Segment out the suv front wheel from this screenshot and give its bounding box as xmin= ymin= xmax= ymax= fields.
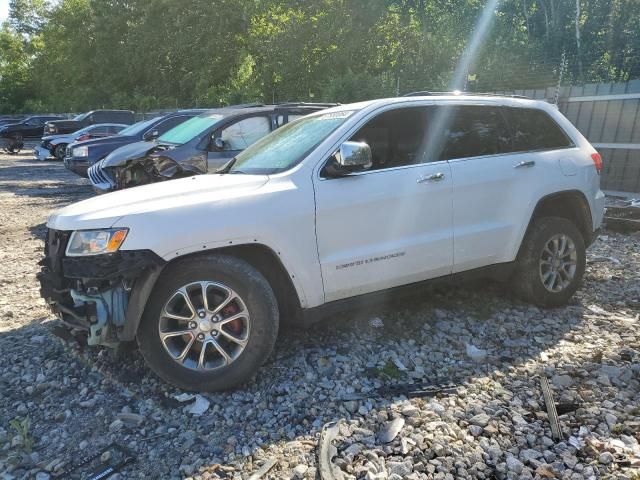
xmin=512 ymin=216 xmax=586 ymax=307
xmin=137 ymin=254 xmax=279 ymax=391
xmin=54 ymin=144 xmax=67 ymax=161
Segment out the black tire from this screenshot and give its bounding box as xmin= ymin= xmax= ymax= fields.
xmin=54 ymin=144 xmax=67 ymax=161
xmin=137 ymin=254 xmax=279 ymax=391
xmin=512 ymin=216 xmax=586 ymax=307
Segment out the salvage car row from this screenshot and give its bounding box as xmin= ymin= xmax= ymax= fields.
xmin=6 ymin=103 xmax=335 ymax=192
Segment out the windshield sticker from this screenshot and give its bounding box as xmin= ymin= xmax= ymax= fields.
xmin=318 ymin=110 xmax=354 ymax=120
xmin=336 ymin=251 xmax=406 ymax=270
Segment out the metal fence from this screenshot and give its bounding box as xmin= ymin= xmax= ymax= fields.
xmin=497 ymin=80 xmax=640 ymax=194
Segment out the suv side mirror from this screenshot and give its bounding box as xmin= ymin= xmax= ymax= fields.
xmin=324 ymin=141 xmax=373 ymax=177
xmin=212 ymin=137 xmax=225 ymax=151
xmin=144 ymin=130 xmax=159 ymax=141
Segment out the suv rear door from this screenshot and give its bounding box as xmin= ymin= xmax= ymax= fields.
xmin=313 ymin=106 xmax=453 ymax=302
xmin=444 ymin=104 xmax=573 ymax=272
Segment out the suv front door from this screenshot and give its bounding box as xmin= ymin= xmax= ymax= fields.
xmin=313 ymin=106 xmax=454 ymax=303
xmin=23 ymin=117 xmax=45 ymax=137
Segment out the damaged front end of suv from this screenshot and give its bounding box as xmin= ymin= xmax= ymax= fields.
xmin=37 ymin=228 xmax=165 ymax=347
xmin=89 ymin=141 xmax=208 ymax=194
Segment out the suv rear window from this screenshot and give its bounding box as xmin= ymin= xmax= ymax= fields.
xmin=436 ymin=106 xmax=511 ymax=161
xmin=505 ymin=108 xmax=573 ymax=152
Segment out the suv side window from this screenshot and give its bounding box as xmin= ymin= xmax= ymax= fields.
xmin=220 ymin=116 xmax=271 ymax=151
xmin=346 ymin=107 xmax=430 ymax=171
xmin=437 ymin=106 xmax=511 ymax=161
xmin=505 ymin=108 xmax=574 ymax=152
xmin=91 ymin=112 xmax=105 ymax=123
xmin=94 ymin=125 xmax=111 ymax=134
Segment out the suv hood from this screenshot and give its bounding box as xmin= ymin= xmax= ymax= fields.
xmin=43 ymin=134 xmax=73 ymax=143
xmin=47 ymin=173 xmax=269 ymax=231
xmin=101 ymin=140 xmax=161 ymax=168
xmin=71 ymin=134 xmax=136 ymax=150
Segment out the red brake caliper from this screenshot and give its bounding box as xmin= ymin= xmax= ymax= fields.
xmin=222 ymin=303 xmax=242 ymax=334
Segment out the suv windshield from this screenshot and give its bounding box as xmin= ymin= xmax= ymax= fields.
xmin=229 ymin=111 xmax=354 ymax=174
xmin=118 ymin=118 xmax=158 ymax=137
xmin=159 ymin=114 xmax=224 ymax=145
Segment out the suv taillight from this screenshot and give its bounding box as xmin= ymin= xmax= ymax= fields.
xmin=591 ymin=152 xmax=602 ymax=174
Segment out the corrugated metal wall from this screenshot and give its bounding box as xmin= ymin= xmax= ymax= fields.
xmin=497 ymin=80 xmax=640 ymax=194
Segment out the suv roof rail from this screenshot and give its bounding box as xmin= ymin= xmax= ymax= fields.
xmin=402 ymin=91 xmax=531 ymax=100
xmin=224 ymin=102 xmax=265 ymax=109
xmin=273 ymin=102 xmax=341 ymax=108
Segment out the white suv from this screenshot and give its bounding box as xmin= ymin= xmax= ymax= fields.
xmin=38 ymin=94 xmax=605 ymax=391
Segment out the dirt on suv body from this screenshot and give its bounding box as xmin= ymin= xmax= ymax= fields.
xmin=38 ymin=95 xmax=605 ymax=391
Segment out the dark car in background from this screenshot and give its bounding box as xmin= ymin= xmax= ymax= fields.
xmin=44 ymin=109 xmax=135 ymax=135
xmin=0 ymin=116 xmax=24 ymax=126
xmin=63 ymin=109 xmax=209 ymax=177
xmin=88 ymin=103 xmax=336 ymax=193
xmin=0 ymin=115 xmax=64 ymax=153
xmin=35 ymin=123 xmax=127 ymax=161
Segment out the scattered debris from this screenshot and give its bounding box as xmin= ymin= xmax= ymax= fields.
xmin=247 ymin=458 xmax=277 ymax=480
xmin=465 ymin=343 xmax=488 ymax=362
xmin=368 ymin=317 xmax=384 ymax=328
xmin=540 ymin=373 xmax=564 ymax=441
xmin=377 ymin=417 xmax=405 ymax=443
xmin=377 ymin=381 xmax=459 ymax=399
xmin=187 ymin=395 xmax=210 ymax=415
xmin=52 ymin=443 xmax=135 ymax=480
xmin=318 ymin=421 xmax=344 ymax=480
xmin=392 ymin=357 xmax=408 ymax=371
xmin=174 ymin=393 xmax=195 ymax=403
xmin=116 ymin=412 xmax=144 ymax=427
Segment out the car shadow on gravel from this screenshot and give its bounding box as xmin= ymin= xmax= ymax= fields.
xmin=0 ymin=278 xmax=595 ymax=478
xmin=0 ymin=154 xmax=92 ymax=200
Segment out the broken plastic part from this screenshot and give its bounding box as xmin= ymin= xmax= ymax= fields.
xmin=247 ymin=458 xmax=277 ymax=480
xmin=52 ymin=443 xmax=135 ymax=480
xmin=70 ymin=285 xmax=128 ymax=347
xmin=540 ymin=372 xmax=564 ymax=441
xmin=318 ymin=421 xmax=345 ymax=480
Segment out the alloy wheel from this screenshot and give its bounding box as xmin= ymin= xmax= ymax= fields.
xmin=539 ymin=234 xmax=578 ymax=293
xmin=158 ymin=281 xmax=250 ymax=370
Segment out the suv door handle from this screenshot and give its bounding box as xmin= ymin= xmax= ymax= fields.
xmin=514 ymin=160 xmax=536 ymax=169
xmin=417 ymin=172 xmax=445 ymax=183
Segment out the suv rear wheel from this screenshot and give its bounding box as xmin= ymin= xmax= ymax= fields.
xmin=512 ymin=216 xmax=586 ymax=307
xmin=137 ymin=254 xmax=279 ymax=391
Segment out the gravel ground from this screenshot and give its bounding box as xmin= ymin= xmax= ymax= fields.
xmin=0 ymin=151 xmax=639 ymax=480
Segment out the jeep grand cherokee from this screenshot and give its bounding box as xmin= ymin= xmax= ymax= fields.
xmin=38 ymin=94 xmax=605 ymax=391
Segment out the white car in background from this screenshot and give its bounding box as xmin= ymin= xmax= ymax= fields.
xmin=38 ymin=94 xmax=605 ymax=391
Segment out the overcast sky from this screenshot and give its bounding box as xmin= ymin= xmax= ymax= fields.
xmin=0 ymin=0 xmax=9 ymax=23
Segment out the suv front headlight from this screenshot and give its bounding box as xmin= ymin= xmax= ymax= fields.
xmin=66 ymin=228 xmax=128 ymax=256
xmin=72 ymin=146 xmax=89 ymax=157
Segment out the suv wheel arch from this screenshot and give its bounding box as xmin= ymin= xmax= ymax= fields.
xmin=120 ymin=243 xmax=304 ymax=341
xmin=521 ymin=190 xmax=593 ymax=253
